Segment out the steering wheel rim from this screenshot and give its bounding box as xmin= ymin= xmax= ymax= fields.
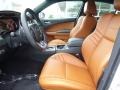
xmin=21 ymin=8 xmax=47 ymax=50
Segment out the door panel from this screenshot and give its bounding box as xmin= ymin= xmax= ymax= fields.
xmin=39 ymin=1 xmax=83 ymax=42
xmin=44 ymin=19 xmax=75 ymax=42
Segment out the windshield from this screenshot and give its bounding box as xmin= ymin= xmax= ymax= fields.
xmin=0 ymin=0 xmax=45 ymax=12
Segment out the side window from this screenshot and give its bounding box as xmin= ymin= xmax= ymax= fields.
xmin=40 ymin=1 xmax=83 ymax=20
xmin=96 ymin=2 xmax=115 ymax=17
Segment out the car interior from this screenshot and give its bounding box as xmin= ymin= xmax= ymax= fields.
xmin=48 ymin=0 xmax=97 ymax=46
xmin=0 ymin=0 xmax=120 ymax=90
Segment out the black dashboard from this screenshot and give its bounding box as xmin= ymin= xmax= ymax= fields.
xmin=0 ymin=11 xmax=21 ymax=61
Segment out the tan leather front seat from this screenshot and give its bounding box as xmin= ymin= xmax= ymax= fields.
xmin=48 ymin=0 xmax=97 ymax=46
xmin=39 ymin=0 xmax=120 ymax=90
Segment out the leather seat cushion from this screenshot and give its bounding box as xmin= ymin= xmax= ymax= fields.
xmin=48 ymin=39 xmax=66 ymax=46
xmin=39 ymin=53 xmax=96 ymax=90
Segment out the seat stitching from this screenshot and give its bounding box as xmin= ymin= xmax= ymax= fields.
xmin=88 ymin=29 xmax=103 ymax=47
xmin=61 ymin=54 xmax=67 ymax=79
xmin=58 ymin=54 xmax=64 ymax=63
xmin=65 ymin=63 xmax=67 ymax=80
xmin=41 ymin=77 xmax=95 ymax=88
xmin=104 ymin=36 xmax=114 ymax=42
xmin=96 ymin=29 xmax=104 ymax=36
xmin=95 ymin=15 xmax=114 ymax=83
xmin=89 ymin=35 xmax=98 ymax=45
xmin=89 ymin=14 xmax=114 ymax=85
xmin=87 ymin=36 xmax=104 ymax=82
xmin=88 ymin=14 xmax=114 ymax=63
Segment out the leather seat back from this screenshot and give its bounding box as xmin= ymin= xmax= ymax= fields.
xmin=70 ymin=0 xmax=97 ymax=38
xmin=82 ymin=0 xmax=120 ymax=85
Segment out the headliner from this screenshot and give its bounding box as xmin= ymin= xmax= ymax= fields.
xmin=46 ymin=0 xmax=114 ymax=4
xmin=96 ymin=0 xmax=113 ymax=4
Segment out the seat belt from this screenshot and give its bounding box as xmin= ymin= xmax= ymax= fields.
xmin=74 ymin=2 xmax=85 ymax=26
xmin=97 ymin=29 xmax=120 ymax=90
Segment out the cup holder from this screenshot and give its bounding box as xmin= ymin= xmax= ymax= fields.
xmin=57 ymin=45 xmax=65 ymax=49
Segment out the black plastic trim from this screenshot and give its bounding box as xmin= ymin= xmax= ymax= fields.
xmin=56 ymin=29 xmax=70 ymax=33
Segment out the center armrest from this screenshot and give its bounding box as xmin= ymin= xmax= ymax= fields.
xmin=44 ymin=38 xmax=84 ymax=55
xmin=67 ymin=38 xmax=84 ymax=47
xmin=56 ymin=38 xmax=84 ymax=54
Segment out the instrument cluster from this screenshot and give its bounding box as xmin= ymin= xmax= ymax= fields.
xmin=0 ymin=11 xmax=20 ymax=34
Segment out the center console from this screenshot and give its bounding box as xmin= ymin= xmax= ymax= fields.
xmin=44 ymin=38 xmax=84 ymax=55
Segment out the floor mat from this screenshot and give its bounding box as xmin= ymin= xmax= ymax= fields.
xmin=0 ymin=45 xmax=48 ymax=90
xmin=0 ymin=74 xmax=42 ymax=90
xmin=0 ymin=45 xmax=45 ymax=75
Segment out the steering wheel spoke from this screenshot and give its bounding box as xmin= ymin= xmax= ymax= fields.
xmin=21 ymin=8 xmax=47 ymax=50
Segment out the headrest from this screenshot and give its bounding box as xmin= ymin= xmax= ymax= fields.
xmin=114 ymin=0 xmax=120 ymax=11
xmin=84 ymin=0 xmax=97 ymax=15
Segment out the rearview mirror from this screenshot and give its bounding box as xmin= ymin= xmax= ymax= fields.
xmin=39 ymin=12 xmax=45 ymax=19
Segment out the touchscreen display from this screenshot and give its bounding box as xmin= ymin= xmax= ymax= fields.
xmin=0 ymin=19 xmax=18 ymax=32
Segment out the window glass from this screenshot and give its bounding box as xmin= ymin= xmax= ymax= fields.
xmin=0 ymin=0 xmax=45 ymax=11
xmin=96 ymin=2 xmax=115 ymax=17
xmin=41 ymin=1 xmax=83 ymax=19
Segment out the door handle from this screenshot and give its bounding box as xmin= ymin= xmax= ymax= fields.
xmin=44 ymin=21 xmax=51 ymax=24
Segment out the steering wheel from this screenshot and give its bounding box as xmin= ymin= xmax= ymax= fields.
xmin=21 ymin=8 xmax=47 ymax=50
